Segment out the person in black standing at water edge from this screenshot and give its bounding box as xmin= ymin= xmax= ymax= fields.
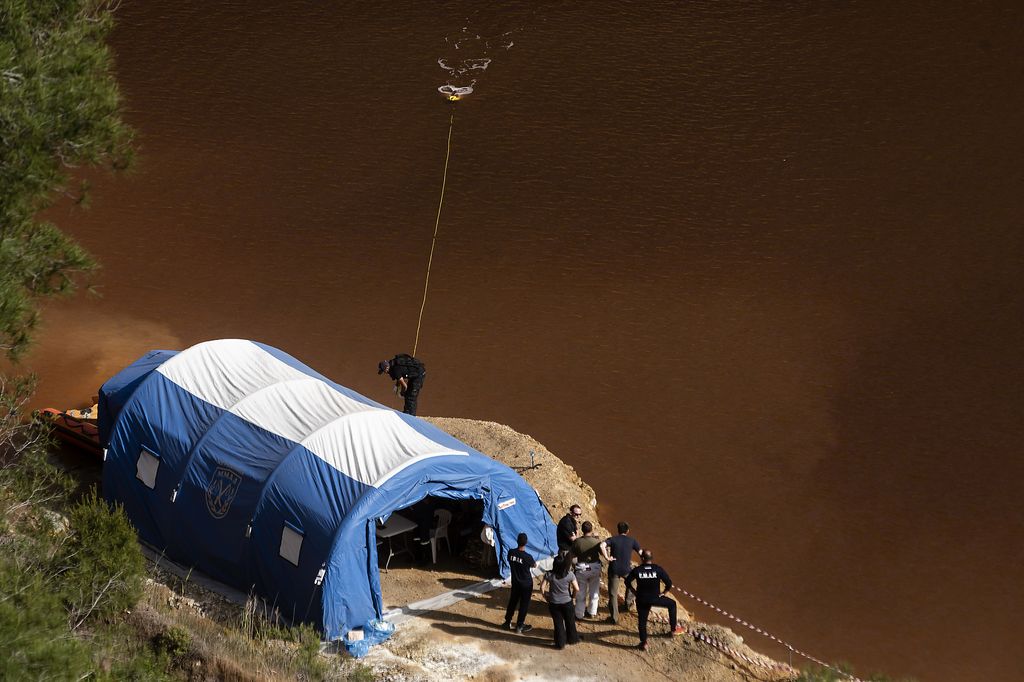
xmin=625 ymin=550 xmax=685 ymax=650
xmin=502 ymin=532 xmax=536 ymax=634
xmin=602 ymin=521 xmax=643 ymax=624
xmin=378 ymin=354 xmax=426 ymax=415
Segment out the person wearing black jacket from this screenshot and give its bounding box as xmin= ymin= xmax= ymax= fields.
xmin=625 ymin=550 xmax=686 ymax=650
xmin=377 ymin=354 xmax=426 ymax=415
xmin=556 ymin=504 xmax=582 ymax=552
xmin=502 ymin=533 xmax=536 ymax=634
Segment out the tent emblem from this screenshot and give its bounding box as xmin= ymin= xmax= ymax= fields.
xmin=205 ymin=466 xmax=242 ymax=519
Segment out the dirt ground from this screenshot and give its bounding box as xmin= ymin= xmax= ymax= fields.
xmin=369 ymin=556 xmax=792 ymax=682
xmin=346 ymin=418 xmax=797 ymax=682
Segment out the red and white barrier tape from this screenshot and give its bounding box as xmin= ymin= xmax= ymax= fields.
xmin=692 ymin=628 xmax=788 ymax=674
xmin=674 ymin=585 xmax=863 ymax=681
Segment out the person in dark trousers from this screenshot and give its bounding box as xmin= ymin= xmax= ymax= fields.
xmin=377 ymin=354 xmax=426 ymax=415
xmin=502 ymin=532 xmax=536 ymax=633
xmin=601 ymin=521 xmax=644 ymax=624
xmin=625 ymin=550 xmax=685 ymax=650
xmin=540 ymin=552 xmax=579 ymax=649
xmin=556 ymin=504 xmax=582 ymax=552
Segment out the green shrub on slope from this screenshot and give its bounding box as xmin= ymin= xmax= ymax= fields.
xmin=56 ymin=489 xmax=145 ymax=628
xmin=0 ymin=557 xmax=93 ymax=679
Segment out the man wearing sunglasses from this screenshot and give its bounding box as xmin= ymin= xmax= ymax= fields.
xmin=556 ymin=504 xmax=583 ymax=553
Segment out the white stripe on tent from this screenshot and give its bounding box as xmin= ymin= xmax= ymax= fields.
xmin=158 ymin=339 xmax=302 ymax=408
xmin=301 ymin=410 xmax=460 ymax=487
xmin=156 ymin=339 xmax=466 ymax=487
xmin=232 ymin=377 xmax=374 ymax=442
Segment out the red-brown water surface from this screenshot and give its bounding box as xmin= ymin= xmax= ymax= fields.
xmin=22 ymin=3 xmax=1024 ymax=680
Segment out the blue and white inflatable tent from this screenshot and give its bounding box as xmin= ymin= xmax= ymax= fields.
xmin=99 ymin=339 xmax=557 ymax=639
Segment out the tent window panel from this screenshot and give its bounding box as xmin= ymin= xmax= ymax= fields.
xmin=280 ymin=523 xmax=304 ymax=566
xmin=136 ymin=448 xmax=160 ymax=489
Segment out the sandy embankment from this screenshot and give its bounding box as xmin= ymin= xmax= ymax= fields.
xmin=354 ymin=417 xmax=797 ymax=682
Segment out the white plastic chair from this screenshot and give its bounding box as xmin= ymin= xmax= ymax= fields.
xmin=479 ymin=524 xmax=496 ymax=567
xmin=430 ymin=509 xmax=452 ymax=564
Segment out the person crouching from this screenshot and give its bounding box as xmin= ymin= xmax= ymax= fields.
xmin=624 ymin=550 xmax=685 ymax=650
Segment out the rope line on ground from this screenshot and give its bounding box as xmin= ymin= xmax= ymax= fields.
xmin=672 ymin=585 xmax=863 ymax=681
xmin=412 ymin=108 xmax=455 ymax=357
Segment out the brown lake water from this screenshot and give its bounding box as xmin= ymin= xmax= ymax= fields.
xmin=21 ymin=3 xmax=1024 ymax=680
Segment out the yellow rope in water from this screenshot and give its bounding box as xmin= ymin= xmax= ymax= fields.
xmin=412 ymin=109 xmax=455 ymax=357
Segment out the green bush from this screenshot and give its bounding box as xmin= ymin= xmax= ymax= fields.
xmin=56 ymin=489 xmax=145 ymax=627
xmin=101 ymin=649 xmax=171 ymax=682
xmin=1 ymin=0 xmax=133 ymax=360
xmin=0 ymin=376 xmax=73 ymax=517
xmin=0 ymin=557 xmax=93 ymax=679
xmin=293 ymin=622 xmax=327 ymax=678
xmin=348 ymin=663 xmax=376 ymax=682
xmin=92 ymin=623 xmax=172 ymax=682
xmin=154 ymin=625 xmax=192 ymax=658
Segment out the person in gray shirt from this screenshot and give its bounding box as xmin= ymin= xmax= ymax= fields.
xmin=540 ymin=552 xmax=580 ymax=649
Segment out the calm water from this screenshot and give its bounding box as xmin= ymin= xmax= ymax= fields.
xmin=24 ymin=3 xmax=1024 ymax=680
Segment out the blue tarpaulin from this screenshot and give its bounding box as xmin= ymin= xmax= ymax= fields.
xmin=100 ymin=339 xmax=557 ymax=639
